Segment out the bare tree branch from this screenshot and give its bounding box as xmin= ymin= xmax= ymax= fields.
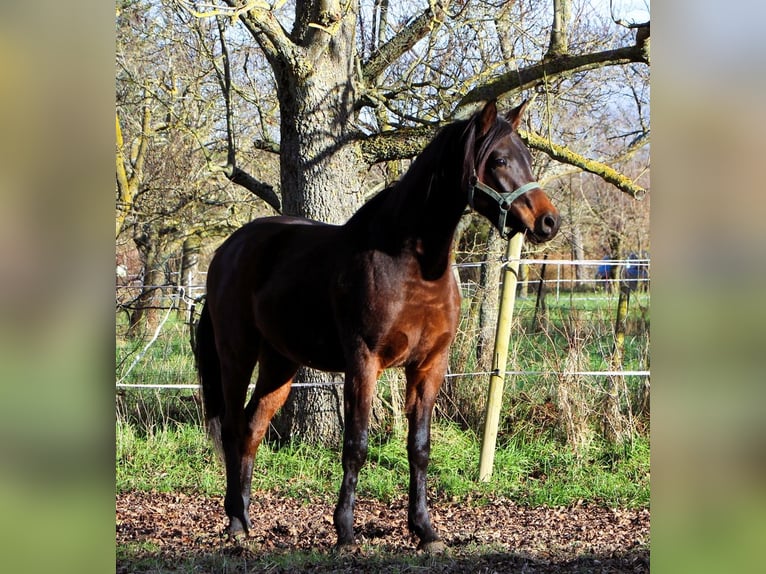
xmin=521 ymin=129 xmax=647 ymax=199
xmin=116 ymin=104 xmax=152 ymax=238
xmin=220 ymin=0 xmax=295 ymax=65
xmin=361 ymin=0 xmax=451 ymax=85
xmin=357 ymin=123 xmax=647 ymax=200
xmin=358 ymin=125 xmax=436 ymax=165
xmin=215 ymin=165 xmax=282 ymax=212
xmin=453 ymin=43 xmax=648 ymax=117
xmin=546 ymin=0 xmax=570 ymax=58
xmin=253 ymin=139 xmax=281 ymax=154
xmin=213 ymin=16 xmax=282 ymax=213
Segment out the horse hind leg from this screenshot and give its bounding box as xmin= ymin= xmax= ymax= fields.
xmin=217 ymin=344 xmax=259 ymax=538
xmin=238 ymin=347 xmax=297 ymax=531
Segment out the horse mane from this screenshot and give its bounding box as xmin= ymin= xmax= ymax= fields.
xmin=345 ymin=111 xmax=513 ymax=248
xmin=344 ymin=121 xmax=466 ymax=242
xmin=389 ymin=110 xmax=515 ymax=202
xmin=361 ymin=120 xmax=469 ymax=227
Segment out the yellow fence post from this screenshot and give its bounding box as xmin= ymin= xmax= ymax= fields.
xmin=478 ymin=232 xmax=524 ymax=482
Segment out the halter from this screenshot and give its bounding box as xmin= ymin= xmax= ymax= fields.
xmin=467 ymin=170 xmax=540 ymax=237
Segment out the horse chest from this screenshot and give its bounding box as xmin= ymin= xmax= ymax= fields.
xmin=370 ymin=276 xmax=460 ymax=368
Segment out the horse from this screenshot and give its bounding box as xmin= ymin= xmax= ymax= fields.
xmin=194 ymin=100 xmax=560 ymax=552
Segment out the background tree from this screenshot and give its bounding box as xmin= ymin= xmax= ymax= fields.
xmin=116 ymin=0 xmax=280 ymax=335
xmin=117 ymin=0 xmax=650 ymax=445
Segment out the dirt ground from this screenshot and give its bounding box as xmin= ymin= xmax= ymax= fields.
xmin=117 ymin=491 xmax=649 ymax=573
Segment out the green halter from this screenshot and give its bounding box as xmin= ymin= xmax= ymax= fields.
xmin=467 ymin=171 xmax=540 ymax=237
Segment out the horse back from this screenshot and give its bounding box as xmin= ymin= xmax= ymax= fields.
xmin=206 ymin=215 xmax=461 ymax=373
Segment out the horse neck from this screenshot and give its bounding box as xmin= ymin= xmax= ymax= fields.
xmin=384 ymin=162 xmax=466 ymax=279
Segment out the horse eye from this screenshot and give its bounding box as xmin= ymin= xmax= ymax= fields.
xmin=493 ymin=157 xmax=508 ymax=168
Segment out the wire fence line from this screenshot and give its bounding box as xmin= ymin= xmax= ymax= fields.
xmin=116 ymin=257 xmax=650 ymax=308
xmin=116 ymin=369 xmax=651 ymax=391
xmin=116 ymin=257 xmax=650 ymax=392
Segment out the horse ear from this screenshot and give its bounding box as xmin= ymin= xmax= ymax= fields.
xmin=476 ymin=99 xmax=498 ymax=137
xmin=505 ymin=99 xmax=529 ymax=131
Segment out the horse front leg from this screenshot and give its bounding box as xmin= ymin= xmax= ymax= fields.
xmin=333 ymin=358 xmax=378 ymax=548
xmin=404 ymin=358 xmax=448 ymax=553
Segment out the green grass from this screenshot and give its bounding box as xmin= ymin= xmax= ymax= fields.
xmin=510 ymin=292 xmax=649 ymax=377
xmin=116 ymin=290 xmax=650 ymax=508
xmin=116 ymin=314 xmax=197 ymax=387
xmin=116 ymin=420 xmax=649 ymax=508
xmin=117 ymin=420 xmax=223 ymax=493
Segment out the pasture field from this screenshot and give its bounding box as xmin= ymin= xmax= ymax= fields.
xmin=116 ymin=287 xmax=649 ymax=506
xmin=116 ymin=288 xmax=649 ymax=572
xmin=116 ymin=289 xmax=650 ymax=434
xmin=116 ymin=418 xmax=649 ymax=508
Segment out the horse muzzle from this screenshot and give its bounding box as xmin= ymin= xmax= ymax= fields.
xmin=468 ymin=177 xmax=559 ymax=241
xmin=531 ymin=209 xmax=560 ymax=243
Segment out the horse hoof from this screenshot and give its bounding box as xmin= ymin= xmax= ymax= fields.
xmin=226 ymin=528 xmax=247 ymax=544
xmin=333 ymin=542 xmax=360 ymax=556
xmin=226 ymin=516 xmax=249 ymax=541
xmin=418 ymin=539 xmax=447 ymax=554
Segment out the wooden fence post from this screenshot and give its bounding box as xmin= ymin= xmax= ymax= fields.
xmin=479 ymin=233 xmax=524 ymax=482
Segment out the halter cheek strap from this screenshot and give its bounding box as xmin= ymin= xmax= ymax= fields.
xmin=467 ymin=172 xmax=540 ymax=238
xmin=467 ymin=172 xmax=540 ymax=211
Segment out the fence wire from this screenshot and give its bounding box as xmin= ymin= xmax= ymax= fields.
xmin=116 ymin=257 xmax=650 ymax=391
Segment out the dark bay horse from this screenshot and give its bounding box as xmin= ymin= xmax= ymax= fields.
xmin=195 ymin=100 xmax=560 ymax=551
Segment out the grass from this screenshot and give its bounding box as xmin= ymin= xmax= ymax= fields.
xmin=116 ymin=419 xmax=649 ymax=509
xmin=116 ymin=289 xmax=650 ymax=506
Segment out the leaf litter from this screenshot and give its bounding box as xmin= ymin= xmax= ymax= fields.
xmin=117 ymin=491 xmax=649 ymax=572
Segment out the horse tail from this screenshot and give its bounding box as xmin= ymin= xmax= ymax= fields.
xmin=195 ymin=302 xmax=223 ymax=452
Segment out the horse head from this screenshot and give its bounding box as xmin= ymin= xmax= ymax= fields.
xmin=463 ymin=100 xmax=560 ymax=243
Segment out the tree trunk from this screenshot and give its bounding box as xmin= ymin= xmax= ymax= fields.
xmin=128 ymin=234 xmax=167 ymax=339
xmin=475 ymin=228 xmax=506 ymax=372
xmin=270 ymin=6 xmax=363 ymax=447
xmin=270 ymin=370 xmax=345 ymax=447
xmin=547 ymin=0 xmax=570 ymax=58
xmin=602 ymin=286 xmax=633 ymax=444
xmin=178 ymin=235 xmax=201 ymax=323
xmin=275 ymin=8 xmax=361 ymax=223
xmin=570 ymin=222 xmax=585 ymax=287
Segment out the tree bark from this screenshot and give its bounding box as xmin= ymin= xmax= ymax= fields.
xmin=128 ymin=234 xmax=168 ymax=339
xmin=546 ymin=0 xmax=570 ymax=58
xmin=230 ymin=0 xmax=364 ymax=446
xmin=178 ymin=235 xmax=202 ymax=322
xmin=270 ymin=371 xmax=345 ymax=447
xmin=476 ymin=229 xmax=506 ymax=372
xmin=115 ymin=106 xmax=150 ymax=238
xmin=570 ymin=218 xmax=585 ymax=288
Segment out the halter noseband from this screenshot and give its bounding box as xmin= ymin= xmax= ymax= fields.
xmin=467 ymin=170 xmax=540 ymax=237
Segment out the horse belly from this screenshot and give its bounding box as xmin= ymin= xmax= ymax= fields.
xmin=251 ymin=280 xmax=347 ymax=373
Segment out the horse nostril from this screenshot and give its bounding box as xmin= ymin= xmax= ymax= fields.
xmin=541 ymin=213 xmax=560 ymax=237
